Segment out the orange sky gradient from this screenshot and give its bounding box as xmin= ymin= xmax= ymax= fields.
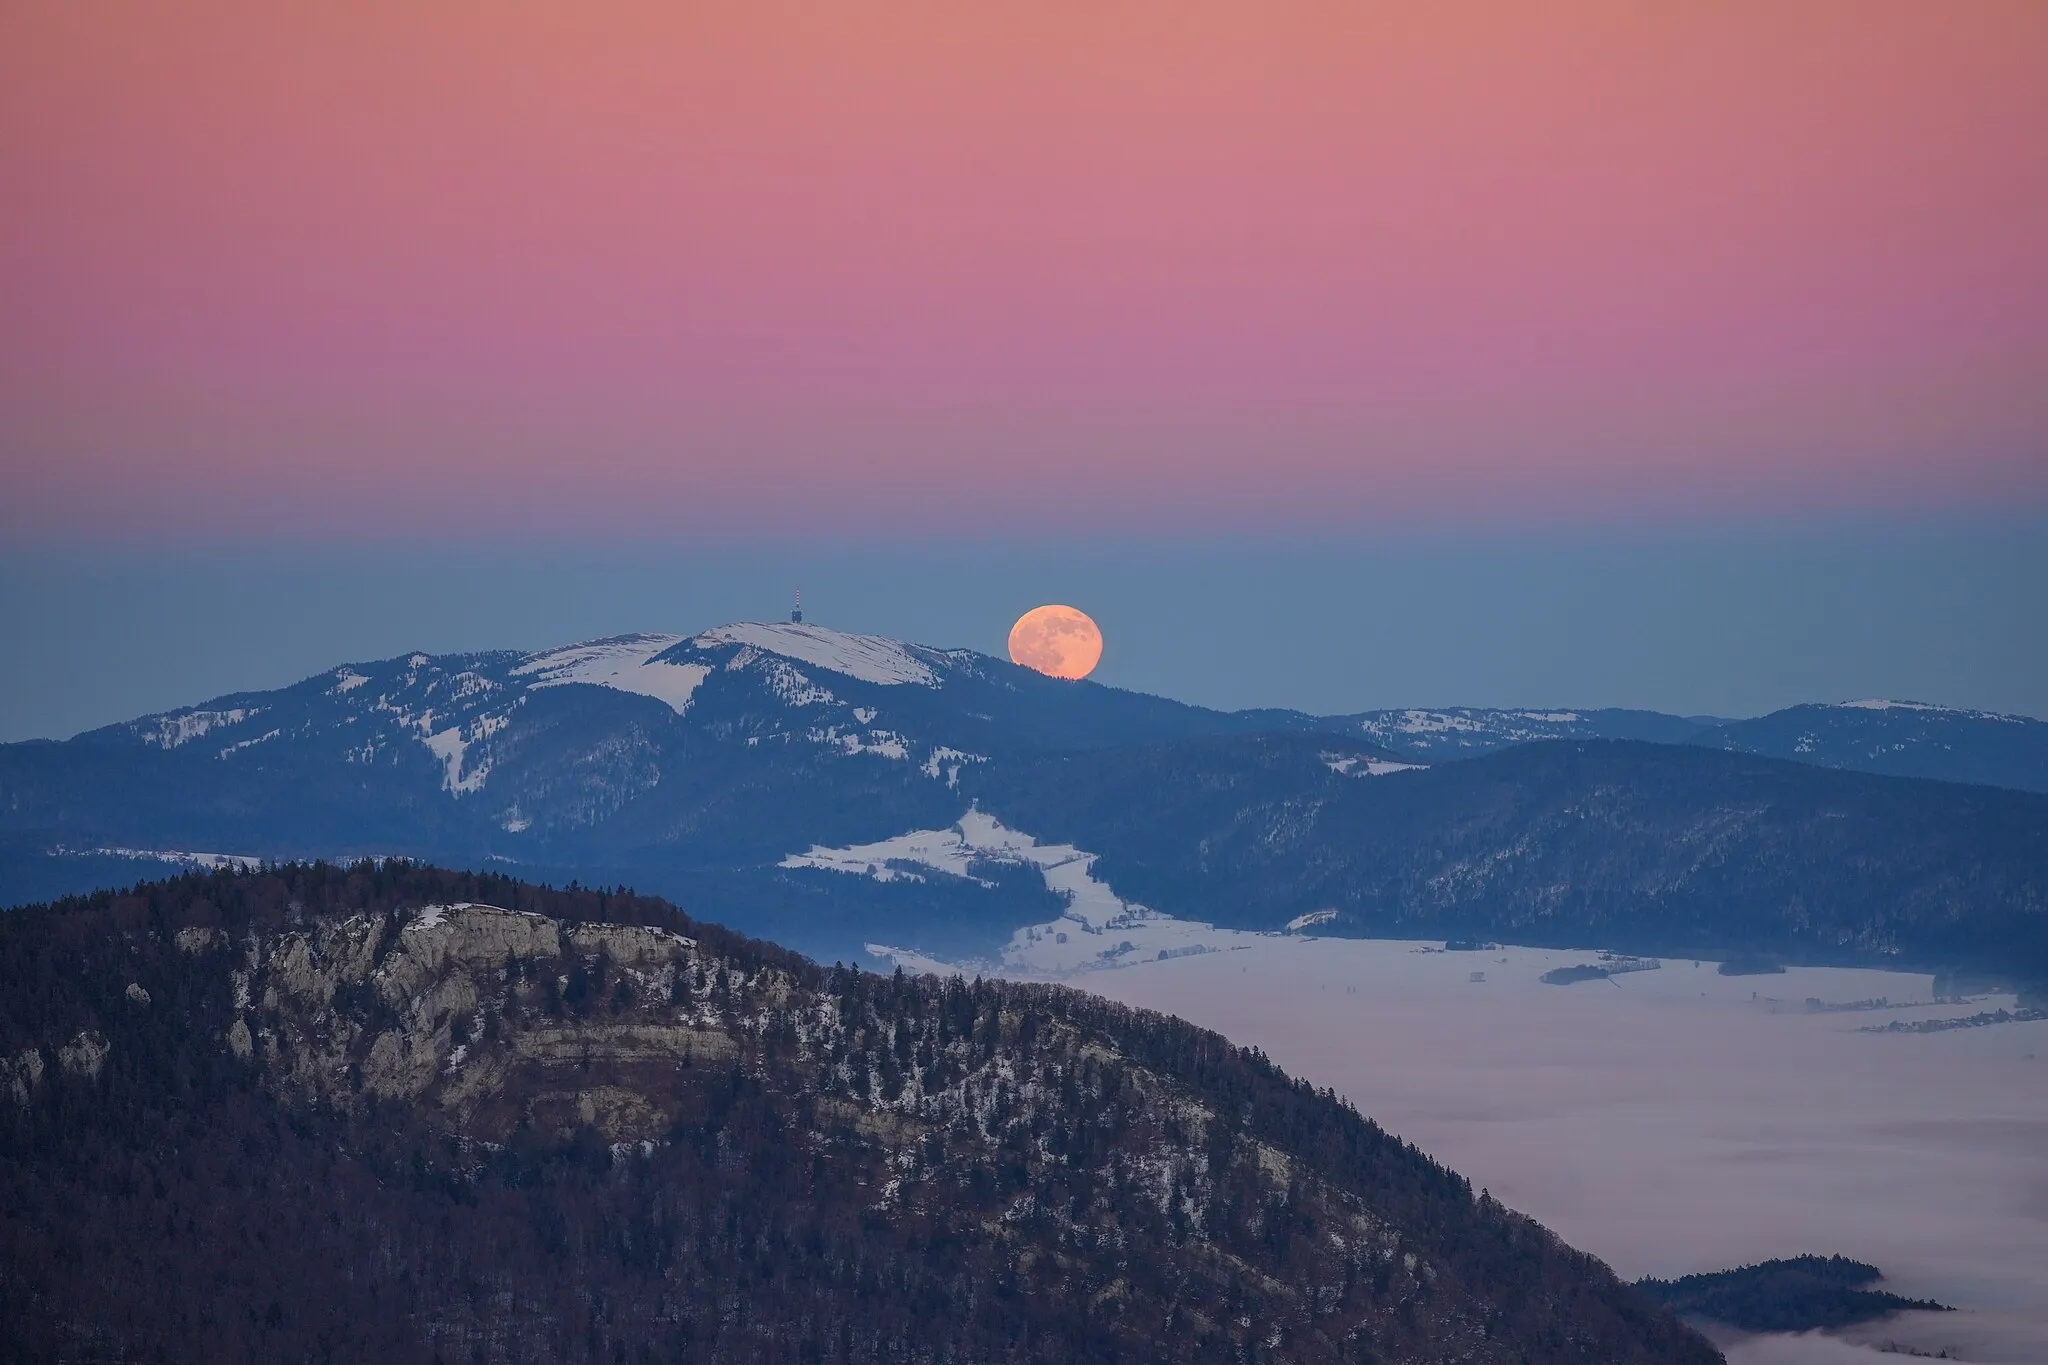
xmin=3 ymin=1 xmax=2044 ymax=537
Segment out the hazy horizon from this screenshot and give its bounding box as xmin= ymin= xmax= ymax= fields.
xmin=8 ymin=3 xmax=2045 ymax=744
xmin=4 ymin=514 xmax=2047 ymax=744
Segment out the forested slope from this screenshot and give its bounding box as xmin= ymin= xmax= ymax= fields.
xmin=968 ymin=735 xmax=2048 ymax=974
xmin=0 ymin=863 xmax=1716 ymax=1364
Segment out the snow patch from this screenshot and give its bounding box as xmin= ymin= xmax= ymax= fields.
xmin=218 ymin=729 xmax=281 ymax=757
xmin=516 ymin=634 xmax=709 ymax=715
xmin=795 ymin=812 xmax=1257 ymax=978
xmin=407 ymin=901 xmax=546 ymax=932
xmin=1373 ymin=708 xmax=1581 ymax=736
xmin=921 ymin=746 xmax=989 ymax=789
xmin=756 ymin=657 xmax=838 ymax=707
xmin=331 ymin=669 xmax=370 ymax=693
xmin=809 ymin=726 xmax=911 ymax=760
xmin=139 ymin=707 xmax=259 ymax=749
xmin=405 ymin=901 xmax=536 ymax=931
xmin=784 ymin=818 xmax=1005 ymax=884
xmin=1323 ymin=752 xmax=1428 ymax=777
xmin=691 ymin=622 xmax=938 ymax=686
xmin=421 ymin=725 xmax=489 ymax=794
xmin=59 ymin=846 xmax=262 ymax=870
xmin=863 ymin=943 xmax=970 ymax=976
xmin=1817 ymin=699 xmax=2027 ymax=725
xmin=409 ymin=904 xmax=451 ymax=931
xmin=1386 ymin=710 xmax=1500 ymax=735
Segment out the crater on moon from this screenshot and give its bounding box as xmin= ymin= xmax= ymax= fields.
xmin=1008 ymin=605 xmax=1103 ymax=680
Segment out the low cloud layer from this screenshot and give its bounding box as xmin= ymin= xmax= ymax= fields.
xmin=1080 ymin=941 xmax=2048 ymax=1363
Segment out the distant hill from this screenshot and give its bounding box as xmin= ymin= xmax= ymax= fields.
xmin=0 ymin=863 xmax=1718 ymax=1364
xmin=1334 ymin=706 xmax=1718 ymax=758
xmin=1331 ymin=702 xmax=2048 ymax=794
xmin=0 ymin=624 xmax=1349 ymax=904
xmin=1697 ymin=700 xmax=2048 ymax=793
xmin=1637 ymin=1255 xmax=1951 ymax=1332
xmin=965 ymin=734 xmax=2048 ymax=977
xmin=3 ymin=624 xmax=2044 ymax=973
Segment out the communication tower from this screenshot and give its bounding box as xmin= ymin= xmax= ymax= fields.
xmin=790 ymin=587 xmax=803 ymax=624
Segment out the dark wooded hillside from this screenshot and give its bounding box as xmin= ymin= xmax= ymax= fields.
xmin=0 ymin=863 xmax=1717 ymax=1364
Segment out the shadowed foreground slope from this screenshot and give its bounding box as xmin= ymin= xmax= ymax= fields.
xmin=0 ymin=864 xmax=1717 ymax=1364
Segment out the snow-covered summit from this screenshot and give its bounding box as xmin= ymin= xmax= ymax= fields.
xmin=514 ymin=634 xmax=706 ymax=714
xmin=684 ymin=622 xmax=942 ymax=687
xmin=508 ymin=623 xmax=947 ymax=717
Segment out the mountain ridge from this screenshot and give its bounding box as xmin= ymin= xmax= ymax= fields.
xmin=1696 ymin=699 xmax=2048 ymax=793
xmin=5 ymin=624 xmax=2045 ymax=975
xmin=960 ymin=733 xmax=2048 ymax=977
xmin=0 ymin=862 xmax=1721 ymax=1364
xmin=68 ymin=623 xmax=2048 ymax=793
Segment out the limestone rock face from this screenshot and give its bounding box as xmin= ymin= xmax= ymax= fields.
xmin=57 ymin=1031 xmax=109 ymax=1080
xmin=567 ymin=921 xmax=696 ymax=967
xmin=245 ymin=902 xmax=717 ymax=1142
xmin=174 ymin=925 xmax=224 ymax=954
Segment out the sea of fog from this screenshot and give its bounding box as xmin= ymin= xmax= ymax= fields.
xmin=1070 ymin=940 xmax=2048 ymax=1364
xmin=833 ymin=816 xmax=2045 ymax=1361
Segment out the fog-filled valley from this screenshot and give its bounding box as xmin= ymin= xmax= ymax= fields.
xmin=1077 ymin=943 xmax=2048 ymax=1363
xmin=838 ymin=808 xmax=2048 ymax=1361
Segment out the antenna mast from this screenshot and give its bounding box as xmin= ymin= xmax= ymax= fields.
xmin=790 ymin=586 xmax=803 ymax=624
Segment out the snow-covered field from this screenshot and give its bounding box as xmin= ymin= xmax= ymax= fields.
xmin=836 ymin=818 xmax=2048 ymax=1364
xmin=515 ymin=633 xmax=709 ymax=713
xmin=793 ymin=811 xmax=1265 ymax=976
xmin=60 ymin=846 xmax=264 ymax=871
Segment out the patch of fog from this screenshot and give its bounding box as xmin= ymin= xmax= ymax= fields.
xmin=1708 ymin=1318 xmax=2019 ymax=1364
xmin=1056 ymin=940 xmax=2048 ymax=1364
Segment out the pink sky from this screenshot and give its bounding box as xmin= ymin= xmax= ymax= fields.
xmin=3 ymin=1 xmax=2044 ymax=536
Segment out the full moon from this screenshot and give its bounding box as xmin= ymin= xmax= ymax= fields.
xmin=1008 ymin=605 xmax=1103 ymax=680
